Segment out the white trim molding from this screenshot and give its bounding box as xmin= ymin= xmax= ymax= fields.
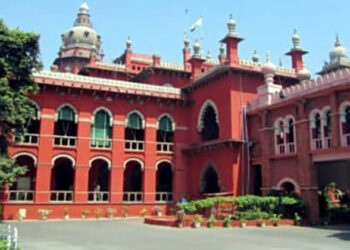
xmin=91 ymin=106 xmax=113 ymax=126
xmin=275 ymin=177 xmax=300 ymax=190
xmin=155 ymin=159 xmax=174 ymax=171
xmin=12 ymin=152 xmax=37 ymax=166
xmin=123 ymin=157 xmax=144 ymax=170
xmin=125 ymin=110 xmax=146 ymax=129
xmin=55 ymin=103 xmax=78 ymax=123
xmin=157 ymin=113 xmax=176 ymax=131
xmin=89 ymin=156 xmax=111 ymax=169
xmin=51 ymin=154 xmax=76 ymax=168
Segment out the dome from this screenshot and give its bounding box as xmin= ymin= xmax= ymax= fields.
xmin=297 ymin=66 xmax=311 ymax=81
xmin=61 ymin=2 xmax=101 ymax=50
xmin=330 ymin=35 xmax=348 ymax=62
xmin=262 ymin=52 xmax=276 ymax=75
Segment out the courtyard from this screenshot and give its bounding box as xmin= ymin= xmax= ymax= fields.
xmin=3 ymin=219 xmax=350 ymax=250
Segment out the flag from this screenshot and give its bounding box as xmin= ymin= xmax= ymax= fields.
xmin=190 ymin=17 xmax=202 ymax=32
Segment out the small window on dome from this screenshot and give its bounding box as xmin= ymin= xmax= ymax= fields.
xmin=69 ymin=31 xmax=74 ymax=37
xmin=163 ymin=83 xmax=173 ymax=87
xmin=84 ymin=31 xmax=89 ymax=38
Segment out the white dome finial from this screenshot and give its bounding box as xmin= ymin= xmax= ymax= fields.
xmin=252 ymin=50 xmax=259 ymax=62
xmin=227 ymin=14 xmax=236 ymax=36
xmin=262 ymin=51 xmax=276 ymax=75
xmin=193 ymin=39 xmax=201 ymax=57
xmin=292 ymin=29 xmax=300 ymax=49
xmin=330 ymin=34 xmax=348 ymax=62
xmin=126 ymin=36 xmax=132 ymax=50
xmin=184 ymin=33 xmax=190 ymax=49
xmin=79 ymin=1 xmax=89 ymax=14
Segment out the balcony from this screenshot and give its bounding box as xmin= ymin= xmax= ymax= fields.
xmin=87 ymin=191 xmax=109 ymax=203
xmin=311 ymin=137 xmax=332 ymax=150
xmin=155 ymin=192 xmax=173 ymax=203
xmin=275 ymin=142 xmax=296 ymax=155
xmin=342 ymin=133 xmax=350 ymax=147
xmin=156 ymin=142 xmax=174 ymax=154
xmin=7 ymin=190 xmax=34 ymax=203
xmin=15 ymin=133 xmax=39 ymax=146
xmin=50 ymin=191 xmax=73 ymax=203
xmin=124 ymin=140 xmax=144 ymax=152
xmin=90 ymin=138 xmax=112 ymax=149
xmin=123 ymin=192 xmax=143 ymax=203
xmin=53 ymin=135 xmax=77 ymax=147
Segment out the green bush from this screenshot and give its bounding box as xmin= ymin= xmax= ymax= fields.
xmin=236 ymin=210 xmax=270 ymax=220
xmin=177 ymin=195 xmax=307 ymax=219
xmin=0 ymin=240 xmax=20 ymax=250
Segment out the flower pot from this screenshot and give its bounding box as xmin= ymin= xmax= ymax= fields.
xmin=82 ymin=215 xmax=86 ymax=219
xmin=157 ymin=212 xmax=162 ymax=217
xmin=194 ymin=222 xmax=201 ymax=228
xmin=258 ymin=222 xmax=266 ymax=228
xmin=240 ymin=222 xmax=247 ymax=228
xmin=64 ymin=214 xmax=70 ymax=220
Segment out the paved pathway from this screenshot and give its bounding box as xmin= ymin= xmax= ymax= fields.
xmin=2 ymin=219 xmax=350 ymax=250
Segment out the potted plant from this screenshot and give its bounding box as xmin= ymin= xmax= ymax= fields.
xmin=95 ymin=208 xmax=103 ymax=219
xmin=239 ymin=219 xmax=247 ymax=228
xmin=294 ymin=212 xmax=301 ymax=226
xmin=193 ymin=214 xmax=203 ymax=228
xmin=140 ymin=208 xmax=148 ymax=217
xmin=152 ymin=206 xmax=162 ymax=217
xmin=223 ymin=215 xmax=231 ymax=228
xmin=106 ymin=208 xmax=116 ymax=219
xmin=81 ymin=209 xmax=90 ymax=219
xmin=271 ymin=214 xmax=281 ymax=227
xmin=63 ymin=207 xmax=70 ymax=220
xmin=176 ymin=209 xmax=185 ymax=228
xmin=122 ymin=206 xmax=129 ymax=217
xmin=38 ymin=209 xmax=52 ymax=220
xmin=207 ymin=214 xmax=216 ymax=228
xmin=257 ymin=219 xmax=266 ymax=227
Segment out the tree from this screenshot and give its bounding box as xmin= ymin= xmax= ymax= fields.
xmin=0 ymin=20 xmax=41 ymax=186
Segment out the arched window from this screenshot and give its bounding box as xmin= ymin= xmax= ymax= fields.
xmin=275 ymin=119 xmax=285 ymax=154
xmin=123 ymin=160 xmax=143 ymax=202
xmin=157 ymin=115 xmax=174 ymax=153
xmin=88 ymin=158 xmax=110 ymax=202
xmin=21 ymin=102 xmax=40 ymax=144
xmin=200 ymin=166 xmax=220 ymax=194
xmin=281 ymin=182 xmax=295 ymax=194
xmin=54 ymin=105 xmax=77 ymax=146
xmin=201 ymin=105 xmax=219 ymax=141
xmin=343 ymin=106 xmax=350 ymax=134
xmin=275 ymin=116 xmax=296 ymax=155
xmin=91 ymin=109 xmax=112 ymax=148
xmin=286 ymin=118 xmax=295 ymax=143
xmin=314 ymin=113 xmax=322 ymax=139
xmin=156 ymin=161 xmax=173 ymax=202
xmin=323 ymin=110 xmax=332 ymax=138
xmin=50 ymin=156 xmax=74 ymax=202
xmin=340 ymin=104 xmax=350 ymax=147
xmin=125 ymin=112 xmax=144 ymax=151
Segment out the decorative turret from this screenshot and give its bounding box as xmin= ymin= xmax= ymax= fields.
xmin=53 ymin=1 xmax=103 ymax=74
xmin=252 ymin=50 xmax=259 ymax=63
xmin=184 ymin=34 xmax=190 ymax=49
xmin=220 ymin=14 xmax=243 ymax=66
xmin=257 ymin=52 xmax=282 ymax=106
xmin=297 ymin=62 xmax=311 ymax=81
xmin=189 ymin=39 xmax=205 ymax=80
xmin=319 ymin=34 xmax=350 ymax=75
xmin=126 ymin=36 xmax=132 ymax=50
xmin=193 ymin=39 xmax=201 ymax=58
xmin=286 ymin=29 xmax=308 ymax=72
xmin=183 ymin=34 xmax=191 ymax=71
xmin=219 ymin=43 xmax=226 ymax=63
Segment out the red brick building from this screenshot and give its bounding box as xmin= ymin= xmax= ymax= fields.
xmin=2 ymin=2 xmax=349 ymax=220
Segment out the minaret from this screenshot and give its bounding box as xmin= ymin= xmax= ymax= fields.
xmin=218 ymin=43 xmax=226 ymax=64
xmin=220 ymin=15 xmax=244 ymax=66
xmin=189 ymin=39 xmax=205 ymax=80
xmin=125 ymin=36 xmax=133 ymax=71
xmin=183 ymin=34 xmax=191 ymax=71
xmin=285 ymin=29 xmax=308 ymax=72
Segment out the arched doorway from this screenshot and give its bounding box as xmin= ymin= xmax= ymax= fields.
xmin=10 ymin=154 xmax=36 ymax=201
xmin=51 ymin=157 xmax=74 ymax=202
xmin=281 ymin=181 xmax=296 ymax=194
xmin=156 ymin=162 xmax=173 ymax=202
xmin=123 ymin=160 xmax=143 ymax=202
xmin=200 ymin=166 xmax=220 ymax=194
xmin=200 ymin=105 xmax=219 ymax=141
xmin=88 ymin=158 xmax=110 ymax=202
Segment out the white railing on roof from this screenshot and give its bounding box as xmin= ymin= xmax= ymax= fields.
xmin=276 ymin=65 xmax=296 ymax=74
xmin=96 ymin=61 xmax=126 ymax=69
xmin=160 ymin=61 xmax=184 ymax=71
xmin=33 ymin=71 xmax=181 ymax=95
xmin=131 ymin=55 xmax=153 ymax=63
xmin=239 ymin=58 xmax=262 ymax=68
xmin=206 ymin=58 xmax=220 ymax=65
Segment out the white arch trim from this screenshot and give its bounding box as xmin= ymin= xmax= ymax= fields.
xmin=51 ymin=154 xmax=76 ymax=168
xmin=125 ymin=110 xmax=146 ymax=129
xmin=276 ymin=177 xmax=300 ymax=190
xmin=156 ymin=159 xmax=174 ymax=171
xmin=55 ymin=103 xmax=78 ymax=123
xmin=123 ymin=157 xmax=144 ymax=170
xmin=339 ymin=101 xmax=350 ymax=123
xmin=91 ymin=106 xmax=113 ymax=126
xmin=89 ymin=156 xmax=111 ymax=169
xmin=197 ymin=99 xmax=219 ymax=132
xmin=12 ymin=152 xmax=37 ymax=166
xmin=157 ymin=113 xmax=176 ymax=131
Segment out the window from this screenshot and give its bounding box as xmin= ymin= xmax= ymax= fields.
xmin=54 ymin=105 xmax=77 ymax=147
xmin=310 ymin=108 xmax=332 ymax=150
xmin=157 ymin=115 xmax=174 ymax=153
xmin=125 ymin=112 xmax=144 ymax=141
xmin=91 ymin=109 xmax=112 ymax=148
xmin=200 ymin=105 xmax=219 ymax=141
xmin=274 ymin=116 xmax=296 ymax=155
xmin=19 ymin=102 xmax=40 ymax=145
xmin=340 ymin=103 xmax=350 ymax=146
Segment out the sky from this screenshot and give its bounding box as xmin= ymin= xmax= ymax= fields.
xmin=1 ymin=0 xmax=350 ymax=75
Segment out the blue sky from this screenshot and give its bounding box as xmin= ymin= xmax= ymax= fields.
xmin=1 ymin=0 xmax=350 ymax=75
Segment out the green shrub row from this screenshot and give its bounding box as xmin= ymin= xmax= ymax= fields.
xmin=177 ymin=195 xmax=307 ymax=219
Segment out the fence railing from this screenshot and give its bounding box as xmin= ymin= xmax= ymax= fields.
xmin=87 ymin=191 xmax=109 ymax=203
xmin=155 ymin=192 xmax=173 ymax=203
xmin=15 ymin=133 xmax=39 ymax=145
xmin=286 ymin=142 xmax=296 ymax=154
xmin=156 ymin=142 xmax=174 ymax=153
xmin=342 ymin=133 xmax=350 ymax=147
xmin=124 ymin=140 xmax=144 ymax=151
xmin=311 ymin=137 xmax=332 ymax=150
xmin=53 ymin=135 xmax=77 ymax=147
xmin=8 ymin=190 xmax=34 ymax=202
xmin=90 ymin=138 xmax=112 ymax=149
xmin=275 ymin=144 xmax=285 ymax=155
xmin=50 ymin=191 xmax=73 ymax=202
xmin=275 ymin=142 xmax=296 ymax=155
xmin=123 ymin=192 xmax=143 ymax=203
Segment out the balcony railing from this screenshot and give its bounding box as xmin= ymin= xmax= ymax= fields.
xmin=123 ymin=192 xmax=143 ymax=203
xmin=8 ymin=190 xmax=34 ymax=202
xmin=156 ymin=142 xmax=174 ymax=153
xmin=90 ymin=138 xmax=112 ymax=149
xmin=286 ymin=142 xmax=296 ymax=154
xmin=342 ymin=133 xmax=350 ymax=147
xmin=275 ymin=144 xmax=285 ymax=155
xmin=50 ymin=191 xmax=73 ymax=202
xmin=311 ymin=137 xmax=332 ymax=150
xmin=124 ymin=140 xmax=144 ymax=152
xmin=87 ymin=191 xmax=109 ymax=203
xmin=15 ymin=133 xmax=39 ymax=145
xmin=53 ymin=135 xmax=77 ymax=147
xmin=155 ymin=192 xmax=173 ymax=203
xmin=275 ymin=142 xmax=296 ymax=155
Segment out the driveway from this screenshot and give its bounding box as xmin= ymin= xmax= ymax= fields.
xmin=3 ymin=219 xmax=350 ymax=250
